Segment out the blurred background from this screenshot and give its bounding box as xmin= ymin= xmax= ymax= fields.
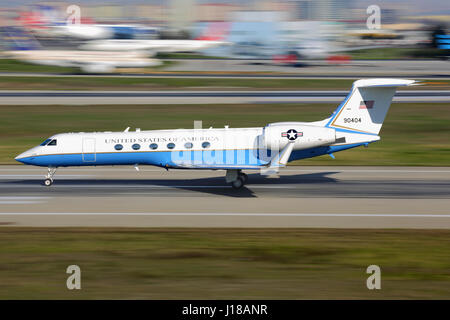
xmin=0 ymin=0 xmax=448 ymax=72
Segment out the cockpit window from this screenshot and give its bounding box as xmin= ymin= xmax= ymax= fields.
xmin=47 ymin=139 xmax=57 ymax=146
xmin=40 ymin=139 xmax=51 ymax=146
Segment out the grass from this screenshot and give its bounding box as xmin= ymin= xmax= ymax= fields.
xmin=347 ymin=47 xmax=450 ymax=60
xmin=0 ymin=59 xmax=79 ymax=73
xmin=1 ymin=103 xmax=449 ymax=166
xmin=344 ymin=47 xmax=427 ymax=60
xmin=0 ymin=76 xmax=356 ymax=90
xmin=0 ymin=76 xmax=448 ymax=91
xmin=0 ymin=228 xmax=448 ymax=299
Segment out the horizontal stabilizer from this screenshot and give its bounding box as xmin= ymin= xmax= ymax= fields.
xmin=353 ymin=78 xmax=416 ymax=88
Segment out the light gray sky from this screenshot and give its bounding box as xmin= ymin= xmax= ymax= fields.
xmin=0 ymin=0 xmax=448 ymax=15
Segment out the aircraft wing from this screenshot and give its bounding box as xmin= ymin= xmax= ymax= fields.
xmin=172 ymin=141 xmax=296 ymax=171
xmin=173 ymin=164 xmax=265 ymax=170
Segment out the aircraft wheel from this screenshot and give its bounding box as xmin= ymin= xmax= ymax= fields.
xmin=240 ymin=173 xmax=248 ymax=183
xmin=44 ymin=178 xmax=53 ymax=186
xmin=231 ymin=177 xmax=244 ymax=189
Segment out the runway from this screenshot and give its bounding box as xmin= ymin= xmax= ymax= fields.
xmin=1 ymin=59 xmax=450 ymax=78
xmin=1 ymin=74 xmax=450 ymax=80
xmin=162 ymin=59 xmax=450 ymax=77
xmin=0 ymin=165 xmax=449 ymax=229
xmin=0 ymin=90 xmax=449 ymax=105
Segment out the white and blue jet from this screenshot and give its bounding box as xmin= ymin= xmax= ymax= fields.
xmin=16 ymin=78 xmax=415 ymax=188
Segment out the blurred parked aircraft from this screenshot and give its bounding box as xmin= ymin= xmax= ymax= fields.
xmin=201 ymin=21 xmax=355 ymax=64
xmin=1 ymin=27 xmax=160 ymax=73
xmin=214 ymin=21 xmax=397 ymax=65
xmin=17 ymin=5 xmax=159 ymax=40
xmin=49 ymin=24 xmax=158 ymax=40
xmin=80 ymin=22 xmax=230 ymax=54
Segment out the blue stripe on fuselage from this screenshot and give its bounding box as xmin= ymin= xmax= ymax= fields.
xmin=16 ymin=143 xmax=370 ymax=168
xmin=17 ymin=149 xmax=269 ymax=168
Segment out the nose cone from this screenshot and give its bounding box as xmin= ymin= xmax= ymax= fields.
xmin=15 ymin=152 xmax=27 ymax=164
xmin=15 ymin=150 xmax=35 ymax=164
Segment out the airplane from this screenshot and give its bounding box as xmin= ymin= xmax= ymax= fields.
xmin=1 ymin=27 xmax=161 ymax=73
xmin=49 ymin=24 xmax=158 ymax=41
xmin=6 ymin=48 xmax=161 ymax=73
xmin=79 ymin=22 xmax=230 ymax=53
xmin=17 ymin=5 xmax=159 ymax=40
xmin=222 ymin=21 xmax=392 ymax=65
xmin=79 ymin=37 xmax=229 ymax=53
xmin=15 ymin=78 xmax=415 ymax=188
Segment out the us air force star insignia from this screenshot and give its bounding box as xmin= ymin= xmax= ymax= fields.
xmin=286 ymin=129 xmax=298 ymax=140
xmin=281 ymin=129 xmax=302 ymax=140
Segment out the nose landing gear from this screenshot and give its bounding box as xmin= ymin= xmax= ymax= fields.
xmin=44 ymin=167 xmax=57 ymax=186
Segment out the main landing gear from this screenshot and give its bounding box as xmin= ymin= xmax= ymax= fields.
xmin=44 ymin=167 xmax=57 ymax=186
xmin=226 ymin=169 xmax=248 ymax=190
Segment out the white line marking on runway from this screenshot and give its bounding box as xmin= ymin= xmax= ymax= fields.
xmin=1 ymin=212 xmax=450 ymax=218
xmin=0 ymin=197 xmax=49 ymax=204
xmin=0 ymin=175 xmax=91 ymax=178
xmin=0 ymin=197 xmax=49 ymax=199
xmin=0 ymin=201 xmax=45 ymax=204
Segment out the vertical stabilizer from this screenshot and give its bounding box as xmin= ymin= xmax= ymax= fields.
xmin=326 ymin=79 xmax=415 ymax=135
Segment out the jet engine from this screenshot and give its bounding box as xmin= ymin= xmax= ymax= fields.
xmin=260 ymin=122 xmax=336 ymax=150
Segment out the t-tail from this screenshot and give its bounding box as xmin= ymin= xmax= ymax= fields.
xmin=324 ymin=78 xmax=416 ymax=135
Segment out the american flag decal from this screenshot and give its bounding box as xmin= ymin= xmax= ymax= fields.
xmin=359 ymin=100 xmax=374 ymax=109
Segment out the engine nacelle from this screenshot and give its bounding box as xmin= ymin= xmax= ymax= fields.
xmin=260 ymin=122 xmax=336 ymax=150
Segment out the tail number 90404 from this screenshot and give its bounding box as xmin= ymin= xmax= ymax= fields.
xmin=344 ymin=118 xmax=362 ymax=123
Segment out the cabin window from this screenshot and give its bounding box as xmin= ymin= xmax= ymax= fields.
xmin=167 ymin=143 xmax=175 ymax=149
xmin=202 ymin=141 xmax=210 ymax=149
xmin=114 ymin=144 xmax=123 ymax=151
xmin=47 ymin=139 xmax=57 ymax=146
xmin=150 ymin=143 xmax=158 ymax=150
xmin=184 ymin=142 xmax=193 ymax=149
xmin=132 ymin=144 xmax=141 ymax=150
xmin=40 ymin=139 xmax=51 ymax=146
